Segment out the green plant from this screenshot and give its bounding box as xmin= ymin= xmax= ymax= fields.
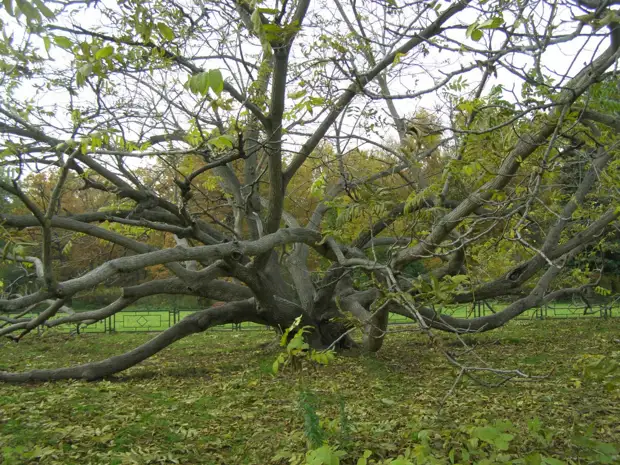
xmin=356 ymin=450 xmax=373 ymax=465
xmin=526 ymin=417 xmax=555 ymax=448
xmin=471 ymin=421 xmax=515 ymax=451
xmin=571 ymin=426 xmax=619 ymax=464
xmin=272 ymin=316 xmax=335 ymax=374
xmin=338 ymin=397 xmax=351 ymax=447
xmin=299 ymin=389 xmax=325 ymax=450
xmin=305 ymin=445 xmax=346 ymax=465
xmin=573 ymin=352 xmax=620 ymax=391
xmin=517 ymin=453 xmax=567 ymax=465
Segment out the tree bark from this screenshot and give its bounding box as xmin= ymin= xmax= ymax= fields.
xmin=0 ymin=300 xmax=261 ymax=382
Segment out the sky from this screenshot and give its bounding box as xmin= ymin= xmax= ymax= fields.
xmin=0 ymin=0 xmax=615 ymax=170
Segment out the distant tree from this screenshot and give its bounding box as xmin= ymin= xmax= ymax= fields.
xmin=0 ymin=0 xmax=619 ymax=381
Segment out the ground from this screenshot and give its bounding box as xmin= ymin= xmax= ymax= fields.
xmin=0 ymin=319 xmax=619 ymax=464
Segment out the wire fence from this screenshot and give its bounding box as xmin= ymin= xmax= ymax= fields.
xmin=388 ymin=299 xmax=618 ymax=325
xmin=3 ymin=299 xmax=618 ymax=335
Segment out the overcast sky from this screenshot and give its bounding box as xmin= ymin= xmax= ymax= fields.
xmin=1 ymin=0 xmax=613 ymax=164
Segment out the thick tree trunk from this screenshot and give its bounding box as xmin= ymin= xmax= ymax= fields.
xmin=363 ymin=307 xmax=389 ymax=353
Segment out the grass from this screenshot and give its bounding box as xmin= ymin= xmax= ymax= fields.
xmin=0 ymin=319 xmax=619 ymax=464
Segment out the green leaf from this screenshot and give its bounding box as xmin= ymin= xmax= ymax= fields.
xmin=95 ymin=45 xmax=114 ymax=59
xmin=13 ymin=245 xmax=25 ymax=257
xmin=208 ymin=69 xmax=224 ymax=95
xmin=479 ymin=17 xmax=503 ymax=29
xmin=262 ymin=23 xmax=285 ymax=34
xmin=187 ymin=75 xmax=196 ymax=93
xmin=53 ymin=36 xmax=73 ymax=50
xmin=250 ymin=8 xmax=264 ymax=37
xmin=356 ymin=458 xmax=367 ymax=465
xmin=466 ymin=22 xmax=477 ymax=39
xmin=3 ymin=0 xmax=13 ymax=16
xmin=189 ymin=72 xmax=210 ymax=95
xmin=62 ymin=240 xmax=73 ymax=256
xmin=310 ymin=174 xmax=326 ymax=198
xmin=288 ymin=89 xmax=307 ymax=99
xmin=392 ymin=52 xmax=406 ymax=66
xmin=390 ymin=458 xmax=414 ymax=465
xmin=32 ymin=0 xmax=54 ymax=19
xmin=306 ymin=445 xmax=345 ymax=465
xmin=523 ymin=452 xmax=543 ymax=465
xmin=16 ymin=0 xmax=40 ymax=23
xmin=595 ymin=442 xmax=618 ymax=456
xmin=286 ymin=335 xmax=306 ymax=353
xmin=77 ymin=63 xmax=93 ymax=78
xmin=43 ymin=36 xmax=51 ymax=53
xmin=473 ymin=426 xmax=514 ymax=451
xmin=208 ymin=134 xmax=234 ymax=150
xmin=470 ymin=29 xmax=483 ymax=41
xmin=157 ymin=22 xmax=174 ymax=41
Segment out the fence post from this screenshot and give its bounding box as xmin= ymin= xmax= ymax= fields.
xmin=106 ymin=314 xmax=116 ymax=333
xmin=474 ymin=301 xmax=481 ymax=318
xmin=601 ymin=303 xmax=610 ymax=318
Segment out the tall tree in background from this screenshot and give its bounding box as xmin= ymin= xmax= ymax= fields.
xmin=0 ymin=0 xmax=619 ymax=382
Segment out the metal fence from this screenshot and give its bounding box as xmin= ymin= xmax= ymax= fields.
xmin=61 ymin=308 xmax=271 ymax=334
xmin=386 ymin=299 xmax=618 ymax=325
xmin=3 ymin=299 xmax=618 ymax=335
xmin=467 ymin=299 xmax=615 ymax=319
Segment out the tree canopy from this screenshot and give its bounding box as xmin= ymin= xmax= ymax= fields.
xmin=0 ymin=0 xmax=619 ymax=382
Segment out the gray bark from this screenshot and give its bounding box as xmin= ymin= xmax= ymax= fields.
xmin=0 ymin=300 xmax=261 ymax=382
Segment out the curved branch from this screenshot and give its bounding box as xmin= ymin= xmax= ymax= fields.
xmin=453 ymin=150 xmax=617 ymax=303
xmin=579 ymin=109 xmax=620 ymax=131
xmin=387 ymin=244 xmax=590 ymax=333
xmin=0 ymin=300 xmax=261 ymax=382
xmin=2 ymin=278 xmax=253 ymax=335
xmin=0 ymin=227 xmax=323 ymax=308
xmin=392 ymin=29 xmax=620 ymax=269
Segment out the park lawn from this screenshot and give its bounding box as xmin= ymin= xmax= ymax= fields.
xmin=0 ymin=319 xmax=619 ymax=465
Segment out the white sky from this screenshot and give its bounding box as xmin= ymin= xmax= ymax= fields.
xmin=0 ymin=0 xmax=614 ymax=169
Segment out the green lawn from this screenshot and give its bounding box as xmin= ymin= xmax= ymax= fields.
xmin=1 ymin=319 xmax=619 ymax=464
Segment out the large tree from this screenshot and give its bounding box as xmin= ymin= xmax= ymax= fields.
xmin=1 ymin=0 xmax=619 ymax=382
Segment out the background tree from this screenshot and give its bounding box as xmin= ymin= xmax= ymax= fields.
xmin=0 ymin=0 xmax=619 ymax=382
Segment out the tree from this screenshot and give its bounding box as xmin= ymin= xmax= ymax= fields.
xmin=0 ymin=0 xmax=619 ymax=382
